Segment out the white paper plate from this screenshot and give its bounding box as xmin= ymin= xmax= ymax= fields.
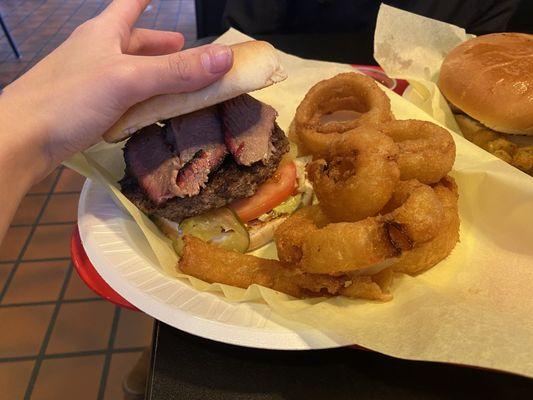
xmin=78 ymin=178 xmax=353 ymax=350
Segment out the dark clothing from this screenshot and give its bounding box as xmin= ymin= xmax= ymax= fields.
xmin=222 ymin=0 xmax=381 ymax=35
xmin=389 ymin=0 xmax=522 ymax=35
xmin=218 ymin=0 xmax=522 ymax=36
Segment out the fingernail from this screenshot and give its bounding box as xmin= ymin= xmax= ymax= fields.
xmin=201 ymin=45 xmax=233 ymax=74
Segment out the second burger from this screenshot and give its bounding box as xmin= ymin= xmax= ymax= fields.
xmin=438 ymin=32 xmax=533 ymax=176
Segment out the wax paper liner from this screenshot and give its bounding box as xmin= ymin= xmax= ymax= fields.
xmin=65 ymin=28 xmax=533 ymax=377
xmin=373 ymin=4 xmax=477 ymax=132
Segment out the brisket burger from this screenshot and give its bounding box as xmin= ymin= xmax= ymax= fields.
xmin=103 ymin=41 xmax=311 ymax=253
xmin=438 ymin=33 xmax=533 ymax=176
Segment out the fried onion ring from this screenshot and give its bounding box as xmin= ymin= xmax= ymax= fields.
xmin=391 ymin=176 xmax=460 ymax=275
xmin=181 ymin=235 xmax=393 ymax=301
xmin=380 ymin=179 xmax=444 ymax=243
xmin=293 ymin=72 xmax=393 ymax=158
xmin=283 ymin=180 xmax=444 ymax=275
xmin=274 ymin=205 xmax=330 ymax=264
xmin=180 ymin=235 xmax=345 ymax=297
xmin=380 ymin=120 xmax=456 ymax=184
xmin=307 ymin=128 xmax=400 ymax=222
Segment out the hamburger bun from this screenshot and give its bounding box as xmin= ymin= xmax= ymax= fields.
xmin=438 ymin=33 xmax=533 ymax=136
xmin=103 ymin=40 xmax=286 ymax=143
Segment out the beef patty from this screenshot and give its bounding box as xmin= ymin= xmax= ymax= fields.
xmin=120 ymin=123 xmax=289 ymax=222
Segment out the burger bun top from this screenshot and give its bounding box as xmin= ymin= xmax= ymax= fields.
xmin=438 ymin=33 xmax=533 ymax=136
xmin=104 ymin=40 xmax=286 ymax=143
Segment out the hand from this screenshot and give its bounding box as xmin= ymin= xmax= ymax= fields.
xmin=0 ymin=0 xmax=233 ymax=243
xmin=0 ymin=0 xmax=233 ymax=179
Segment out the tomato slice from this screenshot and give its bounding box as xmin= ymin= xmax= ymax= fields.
xmin=229 ymin=162 xmax=297 ymax=222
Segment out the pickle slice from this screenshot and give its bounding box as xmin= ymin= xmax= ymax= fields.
xmin=154 ymin=208 xmax=250 ymax=255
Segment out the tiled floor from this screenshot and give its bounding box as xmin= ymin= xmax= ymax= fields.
xmin=0 ymin=0 xmax=197 ymax=87
xmin=0 ymin=1 xmax=196 ymax=398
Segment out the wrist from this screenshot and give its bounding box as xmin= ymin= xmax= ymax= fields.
xmin=0 ymin=85 xmax=54 ymax=187
xmin=0 ymin=129 xmax=47 ymax=195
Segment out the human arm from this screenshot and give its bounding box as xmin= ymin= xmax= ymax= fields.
xmin=0 ymin=0 xmax=233 ymax=242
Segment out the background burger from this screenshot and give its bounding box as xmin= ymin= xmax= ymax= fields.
xmin=438 ymin=32 xmax=533 ymax=176
xmin=103 ymin=41 xmax=312 ymax=254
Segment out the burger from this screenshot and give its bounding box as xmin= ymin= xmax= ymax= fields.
xmin=103 ymin=41 xmax=312 ymax=254
xmin=438 ymin=33 xmax=533 ymax=176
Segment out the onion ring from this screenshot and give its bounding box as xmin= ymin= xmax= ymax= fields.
xmin=180 ymin=235 xmax=346 ymax=297
xmin=380 ymin=120 xmax=456 ymax=184
xmin=379 ymin=179 xmax=443 ymax=243
xmin=274 ymin=205 xmax=329 ymax=264
xmin=285 ymin=180 xmax=444 ymax=275
xmin=293 ymin=72 xmax=393 ymax=158
xmin=181 ymin=235 xmax=394 ymax=301
xmin=307 ymin=128 xmax=400 ymax=222
xmin=391 ymin=176 xmax=460 ymax=275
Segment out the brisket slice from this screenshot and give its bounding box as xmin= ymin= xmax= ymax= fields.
xmin=123 ymin=125 xmax=181 ymax=206
xmin=166 ymin=107 xmax=227 ymax=197
xmin=222 ymin=94 xmax=277 ymax=166
xmin=120 ymin=123 xmax=289 ymax=222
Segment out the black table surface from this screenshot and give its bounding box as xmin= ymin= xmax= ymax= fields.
xmin=147 ymin=33 xmax=533 ymax=399
xmin=148 ymin=322 xmax=533 ymax=399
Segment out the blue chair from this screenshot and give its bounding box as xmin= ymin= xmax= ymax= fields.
xmin=0 ymin=12 xmax=20 ymax=58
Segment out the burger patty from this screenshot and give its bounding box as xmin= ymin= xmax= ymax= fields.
xmin=120 ymin=123 xmax=289 ymax=222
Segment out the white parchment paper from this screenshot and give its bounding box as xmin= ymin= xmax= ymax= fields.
xmin=66 ymin=28 xmax=533 ymax=378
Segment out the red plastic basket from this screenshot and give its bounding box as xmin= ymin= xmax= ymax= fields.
xmin=71 ymin=227 xmax=138 ymax=311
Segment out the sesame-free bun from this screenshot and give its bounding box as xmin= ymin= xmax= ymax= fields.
xmin=438 ymin=33 xmax=533 ymax=136
xmin=103 ymin=40 xmax=287 ymax=143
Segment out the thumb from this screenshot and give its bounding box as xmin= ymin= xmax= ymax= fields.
xmin=123 ymin=44 xmax=233 ymax=103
